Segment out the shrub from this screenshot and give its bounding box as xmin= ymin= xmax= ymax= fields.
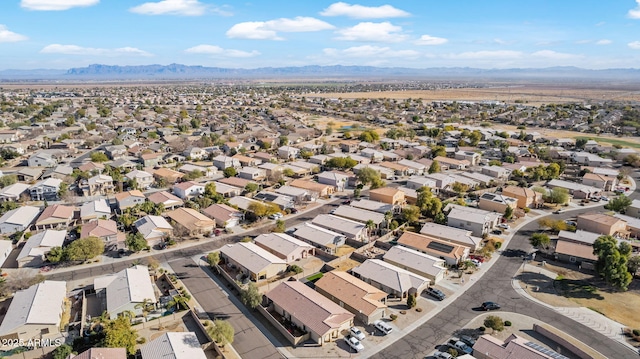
xmin=523 ymin=207 xmax=531 ymax=213
xmin=633 ymin=329 xmax=640 ymax=336
xmin=505 ymin=320 xmax=512 ymax=327
xmin=390 ymin=314 xmax=398 ymax=321
xmin=204 ymin=320 xmax=211 ymax=327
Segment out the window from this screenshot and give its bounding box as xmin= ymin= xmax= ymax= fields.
xmin=570 ymin=256 xmax=576 ymax=263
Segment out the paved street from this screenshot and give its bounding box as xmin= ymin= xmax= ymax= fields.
xmin=168 ymin=258 xmax=282 ymax=359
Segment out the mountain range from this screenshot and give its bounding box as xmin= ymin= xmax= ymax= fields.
xmin=2 ymin=64 xmax=640 ymax=81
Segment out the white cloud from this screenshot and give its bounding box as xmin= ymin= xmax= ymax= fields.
xmin=184 ymin=45 xmax=259 ymax=58
xmin=335 ymin=22 xmax=406 ymax=42
xmin=575 ymin=39 xmax=591 ymax=44
xmin=227 ymin=17 xmax=334 ymax=40
xmin=0 ymin=25 xmax=28 ymax=43
xmin=323 ymin=45 xmax=419 ymax=59
xmin=129 ymin=0 xmax=209 ymax=16
xmin=21 ymin=0 xmax=98 ymax=10
xmin=595 ymin=39 xmax=612 ymax=45
xmin=40 ymin=44 xmax=152 ymax=56
xmin=414 ymin=34 xmax=447 ymax=46
xmin=531 ymin=50 xmax=579 ymax=60
xmin=446 ymin=50 xmax=523 ymax=60
xmin=628 ymin=0 xmax=640 ymax=19
xmin=629 ymin=41 xmax=640 ymax=49
xmin=320 ymin=2 xmax=410 ymax=18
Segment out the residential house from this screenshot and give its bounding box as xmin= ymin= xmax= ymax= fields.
xmin=481 ymin=165 xmax=512 ymax=181
xmin=571 ymin=151 xmax=614 ymax=167
xmin=178 ymin=163 xmax=217 ymax=178
xmin=79 ymin=199 xmax=112 ymax=222
xmin=140 ymin=332 xmax=206 ymax=359
xmin=277 ymin=146 xmax=299 ymax=160
xmin=340 ymin=141 xmax=359 ymax=153
xmin=502 ymin=185 xmax=544 ymax=209
xmin=379 ymin=161 xmax=413 ymax=176
xmin=478 ymin=192 xmax=518 ymax=214
xmin=81 ymin=219 xmax=122 ymax=248
xmin=353 ymin=163 xmax=393 ymax=179
xmin=576 ymin=213 xmax=629 ymax=238
xmin=287 ymin=222 xmax=346 ymax=255
xmin=383 ymin=245 xmax=447 ymax=284
xmin=17 ymin=229 xmax=66 ymax=268
xmin=0 ymin=183 xmax=30 ymax=202
xmin=172 ymin=181 xmax=205 ymax=200
xmin=27 ymin=152 xmax=57 ymax=168
xmin=219 ymin=242 xmax=287 ymax=281
xmin=125 ymin=170 xmax=154 ymax=190
xmin=351 ymin=259 xmax=430 ymax=299
xmin=275 ymin=185 xmax=310 ymax=203
xmin=433 ymin=156 xmax=470 ymax=170
xmin=232 ymin=154 xmax=262 ymax=167
xmin=626 ymin=199 xmax=640 ymax=218
xmin=16 ymin=167 xmax=43 ymax=182
xmin=547 ymin=179 xmax=601 ymax=199
xmin=146 ymin=190 xmax=184 ymax=210
xmin=614 ymin=214 xmax=640 ymax=240
xmin=109 ymin=158 xmax=139 ymax=171
xmin=94 ymin=265 xmax=157 ymax=319
xmin=153 ymin=167 xmax=184 ymax=184
xmin=455 ymin=150 xmax=481 ymax=166
xmin=213 ymin=182 xmax=242 ymax=197
xmin=254 ymin=233 xmax=315 ymax=263
xmin=29 ymin=178 xmax=62 ymax=201
xmin=42 ymin=164 xmax=73 ymax=180
xmin=369 ymin=187 xmax=406 ymax=206
xmin=238 ymin=167 xmax=267 ymax=181
xmin=0 ymin=280 xmax=66 ymax=342
xmin=140 ymin=152 xmax=164 ymax=168
xmin=332 ymin=205 xmax=386 ymax=229
xmin=398 ymin=159 xmax=426 ymax=175
xmin=202 ymin=203 xmax=243 ymax=228
xmin=582 ymin=172 xmax=617 ymax=191
xmin=166 ymin=208 xmax=215 ymax=236
xmin=134 ymin=215 xmax=173 ymax=247
xmin=217 ymin=176 xmax=253 ymax=190
xmin=312 ymin=214 xmax=368 ymax=242
xmin=0 ymin=206 xmax=40 ymax=234
xmin=315 ymin=271 xmax=387 ymax=325
xmin=104 ymin=145 xmax=127 ymax=160
xmin=115 ymin=190 xmax=146 ymax=211
xmin=473 ymin=333 xmax=569 ymax=359
xmin=82 ymin=174 xmax=114 ymax=196
xmin=554 ymin=230 xmax=601 ymax=264
xmin=361 ymin=148 xmax=384 ymax=162
xmin=183 ymin=147 xmax=207 ymax=160
xmin=0 ymin=240 xmax=12 ymax=268
xmin=350 ymin=199 xmax=395 ymax=214
xmin=212 ymin=155 xmax=241 ymax=170
xmin=397 ymin=231 xmax=470 ymax=266
xmin=424 ymin=173 xmax=457 ymax=191
xmin=264 ymin=281 xmax=354 ymax=345
xmin=0 ymin=130 xmax=21 ymax=143
xmin=446 ymin=204 xmax=502 ymax=237
xmin=73 ymin=348 xmax=127 ymax=359
xmin=405 ymin=176 xmax=438 ymax=191
xmin=290 ymin=179 xmax=334 ymax=198
xmin=317 ymin=171 xmax=350 ymax=192
xmin=419 ymin=222 xmax=483 ymax=251
xmin=34 ymin=204 xmax=75 ymax=230
xmin=254 ymin=191 xmax=295 ymax=209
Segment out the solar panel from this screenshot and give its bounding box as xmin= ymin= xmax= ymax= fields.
xmin=426 ymin=241 xmax=455 ymax=253
xmin=524 ymin=342 xmax=570 ymax=359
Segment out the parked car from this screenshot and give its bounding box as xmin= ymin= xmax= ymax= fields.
xmin=433 ymin=351 xmax=453 ymax=359
xmin=329 ymin=209 xmax=337 ymax=214
xmin=481 ymin=301 xmax=501 ymax=311
xmin=290 ymin=208 xmax=298 ymax=214
xmin=342 ymin=200 xmax=351 ymax=205
xmin=447 ymin=338 xmax=473 ymax=355
xmin=590 ymin=197 xmax=600 ymax=202
xmin=469 ymin=255 xmax=485 ymax=263
xmin=491 ymin=229 xmax=503 ymax=235
xmin=600 ymin=196 xmax=609 ymax=201
xmin=497 ymin=223 xmax=510 ymax=229
xmin=471 ymin=259 xmax=482 ymax=267
xmin=345 ymin=336 xmax=364 ymax=352
xmin=268 ymin=212 xmax=283 ymax=220
xmin=373 ymin=320 xmax=393 ymax=335
xmin=350 ymin=327 xmax=365 ymax=341
xmin=424 ymin=287 xmax=446 ymax=301
xmin=460 ymin=335 xmax=476 ymax=347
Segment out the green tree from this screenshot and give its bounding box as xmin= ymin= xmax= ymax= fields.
xmin=401 ymin=205 xmax=421 ymax=225
xmin=529 ymin=233 xmax=550 ymax=249
xmin=102 ymin=316 xmax=139 ymax=355
xmin=273 ymin=219 xmax=286 ymax=233
xmin=52 ymin=344 xmax=73 ymax=359
xmin=168 ymin=292 xmax=192 ymax=311
xmin=545 ymin=163 xmax=561 ymax=179
xmin=0 ymin=174 xmax=17 ymax=188
xmin=90 ymin=152 xmax=109 ymax=162
xmin=416 ymin=187 xmax=442 ymax=218
xmin=223 ymin=167 xmax=237 ymax=178
xmin=406 ymin=293 xmax=417 ymax=308
xmin=125 ymin=232 xmax=148 ymax=252
xmin=451 ymin=182 xmax=469 ymax=195
xmin=428 ymin=160 xmax=441 ymax=174
xmin=434 ymin=211 xmax=447 ymax=225
xmin=575 ymin=138 xmax=588 ymax=149
xmin=208 ymin=320 xmax=234 ymax=348
xmin=604 ymin=195 xmax=632 ymax=213
xmin=46 ymin=246 xmax=65 ymax=263
xmin=207 ymin=251 xmax=220 ymax=267
xmin=244 ymin=183 xmax=259 ymax=194
xmin=240 ymin=282 xmax=262 ymax=309
xmin=628 ymin=255 xmax=640 ymax=277
xmin=358 ymin=130 xmax=380 ymax=143
xmin=484 ymin=315 xmax=505 ymax=333
xmin=593 ymin=235 xmax=633 ymax=291
xmin=134 ymin=298 xmax=155 ymax=318
xmin=430 ymin=146 xmax=447 ymax=158
xmin=279 ymin=136 xmax=289 ymax=146
xmin=283 ymin=168 xmax=295 ymax=177
xmin=357 ymin=167 xmax=385 ymax=189
xmin=66 ymin=236 xmax=104 ymax=261
xmin=504 ymin=206 xmax=514 ymax=220
xmin=545 ymin=187 xmax=569 ymax=204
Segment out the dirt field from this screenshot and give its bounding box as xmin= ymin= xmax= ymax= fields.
xmin=314 ymin=86 xmax=640 ymax=106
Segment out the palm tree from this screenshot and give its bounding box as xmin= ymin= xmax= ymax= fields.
xmin=384 ymin=211 xmax=393 ymax=230
xmin=134 ymin=298 xmax=155 ymax=318
xmin=119 ymin=310 xmax=135 ymax=321
xmin=365 ymin=220 xmax=376 ymax=238
xmin=167 ymin=293 xmax=191 ymax=311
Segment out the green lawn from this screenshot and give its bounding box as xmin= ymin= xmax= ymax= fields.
xmin=306 ymin=273 xmax=324 ymax=282
xmin=575 ymin=136 xmax=640 ymax=149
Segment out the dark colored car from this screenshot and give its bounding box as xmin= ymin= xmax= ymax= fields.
xmin=481 ymin=301 xmax=500 ymax=311
xmin=491 ymin=229 xmax=502 ymax=235
xmin=425 ymin=287 xmax=446 ymax=301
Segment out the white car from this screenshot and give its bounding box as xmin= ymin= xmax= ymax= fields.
xmin=350 ymin=327 xmax=365 ymax=341
xmin=471 ymin=259 xmax=482 ymax=267
xmin=433 ymin=351 xmax=453 ymax=359
xmin=373 ymin=320 xmax=393 ymax=335
xmin=345 ymin=336 xmax=364 ymax=352
xmin=497 ymin=223 xmax=510 ymax=229
xmin=268 ymin=213 xmax=283 ymax=220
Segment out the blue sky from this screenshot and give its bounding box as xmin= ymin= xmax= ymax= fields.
xmin=1 ymin=0 xmax=640 ymax=70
